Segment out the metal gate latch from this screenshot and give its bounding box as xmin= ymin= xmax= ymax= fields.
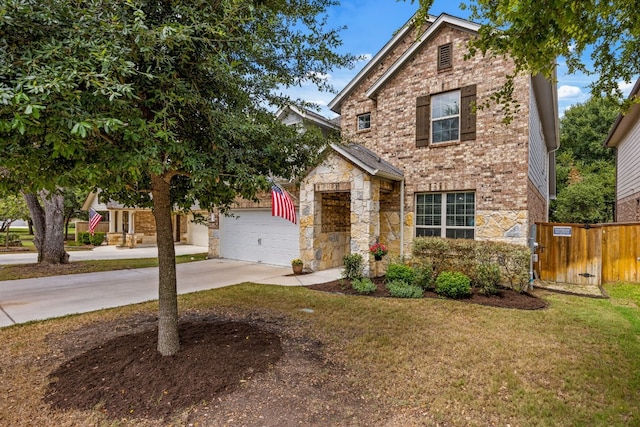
xmin=578 ymin=272 xmax=595 ymax=278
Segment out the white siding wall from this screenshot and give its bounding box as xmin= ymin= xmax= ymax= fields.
xmin=528 ymin=84 xmax=549 ymax=198
xmin=617 ymin=118 xmax=640 ymax=200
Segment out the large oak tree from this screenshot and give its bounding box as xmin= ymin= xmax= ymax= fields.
xmin=1 ymin=0 xmax=354 ymax=355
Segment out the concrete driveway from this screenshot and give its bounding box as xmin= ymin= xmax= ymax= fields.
xmin=0 ymin=244 xmax=210 ymax=265
xmin=0 ymin=254 xmax=342 ymax=328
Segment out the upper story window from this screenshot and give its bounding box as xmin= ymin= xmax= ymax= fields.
xmin=357 ymin=113 xmax=371 ymax=131
xmin=431 ymin=91 xmax=460 ymax=144
xmin=437 ymin=42 xmax=452 ymax=71
xmin=416 ymin=85 xmax=476 ymax=147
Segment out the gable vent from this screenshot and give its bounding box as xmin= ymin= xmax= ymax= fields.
xmin=438 ymin=42 xmax=452 ymax=71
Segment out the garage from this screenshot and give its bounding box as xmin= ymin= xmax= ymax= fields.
xmin=220 ymin=209 xmax=300 ymax=267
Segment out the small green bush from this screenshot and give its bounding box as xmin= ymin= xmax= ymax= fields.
xmin=474 ymin=262 xmax=501 ymax=295
xmin=413 ymin=261 xmax=434 ymax=290
xmin=0 ymin=233 xmax=22 ymax=246
xmin=435 ymin=271 xmax=472 ymax=299
xmin=78 ymin=232 xmax=105 ymax=246
xmin=385 ymin=263 xmax=416 ymax=285
xmin=342 ymin=253 xmax=364 ymax=281
xmin=385 ymin=279 xmax=424 ymax=298
xmin=352 ymin=277 xmax=377 ymax=294
xmin=89 ymin=232 xmax=105 ymax=246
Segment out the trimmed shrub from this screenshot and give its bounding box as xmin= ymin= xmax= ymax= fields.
xmin=474 ymin=262 xmax=501 ymax=296
xmin=0 ymin=233 xmax=22 ymax=247
xmin=89 ymin=232 xmax=105 ymax=246
xmin=385 ymin=263 xmax=416 ymax=286
xmin=78 ymin=232 xmax=105 ymax=246
xmin=385 ymin=279 xmax=424 ymax=299
xmin=342 ymin=253 xmax=364 ymax=281
xmin=412 ymin=237 xmax=530 ymax=293
xmin=352 ymin=277 xmax=377 ymax=294
xmin=78 ymin=232 xmax=91 ymax=245
xmin=435 ymin=271 xmax=472 ymax=299
xmin=413 ymin=261 xmax=434 ymax=290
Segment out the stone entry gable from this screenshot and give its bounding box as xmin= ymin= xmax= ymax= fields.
xmin=299 ymin=143 xmax=403 ymax=276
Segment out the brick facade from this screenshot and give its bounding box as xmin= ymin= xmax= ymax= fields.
xmin=336 ymin=22 xmax=544 ymax=251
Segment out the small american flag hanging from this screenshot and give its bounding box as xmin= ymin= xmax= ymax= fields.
xmin=271 ymin=184 xmax=297 ymax=224
xmin=88 ymin=207 xmax=103 ymax=235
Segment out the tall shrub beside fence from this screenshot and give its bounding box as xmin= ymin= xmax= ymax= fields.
xmin=412 ymin=237 xmax=531 ymax=292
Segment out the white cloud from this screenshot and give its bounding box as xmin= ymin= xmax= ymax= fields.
xmin=618 ymin=81 xmax=635 ymax=97
xmin=557 ymin=85 xmax=583 ymax=100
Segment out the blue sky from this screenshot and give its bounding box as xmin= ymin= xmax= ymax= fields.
xmin=288 ymin=0 xmax=635 ymax=119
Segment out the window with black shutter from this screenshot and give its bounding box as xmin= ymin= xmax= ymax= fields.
xmin=415 ymin=84 xmax=476 ymax=147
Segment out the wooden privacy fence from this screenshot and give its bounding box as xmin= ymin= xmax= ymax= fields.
xmin=535 ymin=222 xmax=640 ymax=286
xmin=74 ymin=221 xmax=109 ymax=239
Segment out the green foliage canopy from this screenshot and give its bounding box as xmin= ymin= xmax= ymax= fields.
xmin=551 ymin=97 xmax=617 ymax=223
xmin=412 ymin=0 xmax=639 ymax=109
xmin=0 ymin=0 xmax=355 ymax=355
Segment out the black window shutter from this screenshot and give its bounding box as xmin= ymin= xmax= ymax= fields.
xmin=416 ymin=95 xmax=430 ymax=147
xmin=460 ymin=84 xmax=477 ymax=141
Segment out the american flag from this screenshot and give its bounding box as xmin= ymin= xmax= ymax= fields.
xmin=88 ymin=207 xmax=103 ymax=235
xmin=271 ymin=184 xmax=297 ymax=224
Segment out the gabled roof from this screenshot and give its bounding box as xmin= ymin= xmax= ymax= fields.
xmin=331 ymin=143 xmax=404 ymax=181
xmin=328 ymin=14 xmax=437 ymax=114
xmin=276 ymin=105 xmax=339 ymax=131
xmin=605 ymin=78 xmax=640 ymax=148
xmin=365 ymin=14 xmax=480 ymax=100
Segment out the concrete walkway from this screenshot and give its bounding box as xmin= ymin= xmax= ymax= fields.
xmin=0 ymin=251 xmax=342 ymax=328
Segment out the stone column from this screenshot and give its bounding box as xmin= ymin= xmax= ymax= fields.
xmin=299 ymin=179 xmax=320 ymax=271
xmin=351 ymin=174 xmax=380 ymax=277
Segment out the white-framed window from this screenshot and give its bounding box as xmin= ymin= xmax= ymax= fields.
xmin=431 ymin=91 xmax=460 ymax=143
xmin=415 ymin=191 xmax=475 ymax=239
xmin=357 ymin=113 xmax=371 ymax=131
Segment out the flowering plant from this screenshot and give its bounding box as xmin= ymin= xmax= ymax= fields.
xmin=369 ymin=243 xmax=388 ymax=257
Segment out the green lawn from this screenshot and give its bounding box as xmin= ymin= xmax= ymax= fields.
xmin=1 ymin=281 xmax=639 ymax=426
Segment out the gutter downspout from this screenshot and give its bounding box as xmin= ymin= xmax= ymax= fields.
xmin=400 ymin=179 xmax=405 ymax=258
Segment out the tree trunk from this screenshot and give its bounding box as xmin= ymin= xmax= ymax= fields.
xmin=23 ymin=191 xmax=69 ymax=264
xmin=151 ymin=172 xmax=180 ymax=356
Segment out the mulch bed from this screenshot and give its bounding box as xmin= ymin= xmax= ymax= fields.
xmin=306 ymin=276 xmax=548 ymax=310
xmin=45 ymin=318 xmax=284 ymax=420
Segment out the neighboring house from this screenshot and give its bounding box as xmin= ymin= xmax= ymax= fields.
xmin=81 ymin=192 xmax=209 ymax=247
xmin=207 ymin=105 xmax=340 ymax=266
xmin=604 ymin=78 xmax=640 ymax=222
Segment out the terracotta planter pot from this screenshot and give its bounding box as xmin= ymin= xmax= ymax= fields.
xmin=292 ymin=264 xmax=303 ymax=275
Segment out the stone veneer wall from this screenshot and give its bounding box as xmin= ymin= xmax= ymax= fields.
xmin=617 ymin=192 xmax=640 ymax=222
xmin=379 ymin=186 xmax=402 ymax=256
xmin=300 ymin=154 xmax=385 ymax=275
xmin=339 ymin=24 xmax=533 ymax=250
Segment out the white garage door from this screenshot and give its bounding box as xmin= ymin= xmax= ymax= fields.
xmin=220 ymin=209 xmax=300 ymax=266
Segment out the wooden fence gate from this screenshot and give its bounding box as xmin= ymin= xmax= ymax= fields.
xmin=535 ymin=222 xmax=640 ymax=285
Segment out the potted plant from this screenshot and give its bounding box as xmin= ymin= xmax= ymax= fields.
xmin=369 ymin=243 xmax=388 ymax=261
xmin=291 ymin=258 xmax=304 ymax=275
